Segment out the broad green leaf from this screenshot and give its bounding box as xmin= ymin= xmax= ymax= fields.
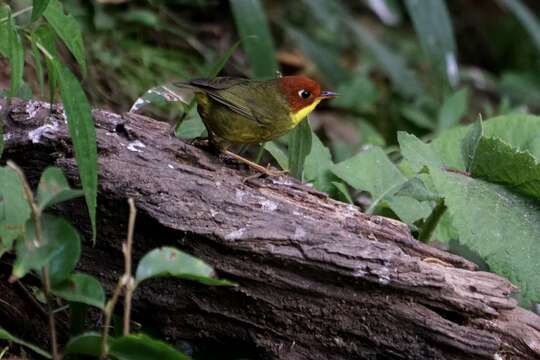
xmin=135 ymin=247 xmax=233 ymax=286
xmin=0 ymin=167 xmax=31 ymax=258
xmin=331 ymin=146 xmax=430 ymax=222
xmin=43 ymin=0 xmax=86 ymax=74
xmin=230 ymin=0 xmax=278 ymax=79
xmin=397 ymin=131 xmax=444 ymax=172
xmin=53 ymin=60 xmax=97 ymax=241
xmin=470 ymin=137 xmax=540 ymax=199
xmin=429 ymin=167 xmax=540 ymax=302
xmin=110 ymin=334 xmax=192 ymax=360
xmin=264 ymin=141 xmax=288 ymax=170
xmin=285 ymin=25 xmax=349 ymax=87
xmin=394 ymin=177 xmax=440 ymax=202
xmin=52 ymin=273 xmax=105 ymax=309
xmin=47 ymin=215 xmax=81 ymax=285
xmin=12 ymin=214 xmax=79 ymax=280
xmin=288 ymin=119 xmax=312 ymax=180
xmin=0 ymin=327 xmax=51 ymax=359
xmin=175 ymin=107 xmax=206 ymax=139
xmin=437 ymin=88 xmax=468 ymax=131
xmin=358 ymin=119 xmax=386 ymax=146
xmin=31 ymin=0 xmax=51 ymax=21
xmin=431 ymin=114 xmax=540 ymax=170
xmin=37 ymin=166 xmax=84 ymax=211
xmin=461 ymin=117 xmax=483 ymax=172
xmin=304 ymin=133 xmax=334 ymax=193
xmin=404 ymin=0 xmax=458 ymax=86
xmin=499 ymin=0 xmax=540 ymax=54
xmin=63 ymin=332 xmax=102 ymax=357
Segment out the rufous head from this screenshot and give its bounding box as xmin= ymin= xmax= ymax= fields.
xmin=277 ymin=75 xmax=337 ymax=113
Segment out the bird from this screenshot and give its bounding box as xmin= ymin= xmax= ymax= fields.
xmin=175 ymin=75 xmax=336 ymax=175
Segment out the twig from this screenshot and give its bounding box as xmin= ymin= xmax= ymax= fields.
xmin=6 ymin=161 xmax=60 ymax=360
xmin=123 ymin=198 xmax=137 ymax=336
xmin=100 ymin=198 xmax=137 ymax=358
xmin=100 ymin=277 xmax=123 ymax=359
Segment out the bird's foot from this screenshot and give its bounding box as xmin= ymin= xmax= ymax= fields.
xmin=222 ymin=150 xmax=286 ymax=178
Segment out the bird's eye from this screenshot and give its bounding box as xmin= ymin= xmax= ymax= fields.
xmin=298 ymin=89 xmax=311 ymax=99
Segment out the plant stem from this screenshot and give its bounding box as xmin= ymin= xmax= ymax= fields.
xmin=418 ymin=199 xmax=447 ymax=243
xmin=123 ymin=198 xmax=137 ymax=336
xmin=100 ymin=279 xmax=123 ymax=359
xmin=6 ymin=161 xmax=59 ymax=360
xmin=0 ymin=6 xmax=33 ymax=25
xmin=254 ymin=143 xmax=265 ymax=164
xmin=100 ymin=198 xmax=137 ymax=358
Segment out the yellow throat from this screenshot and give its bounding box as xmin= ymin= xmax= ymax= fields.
xmin=289 ymin=99 xmax=322 ymax=127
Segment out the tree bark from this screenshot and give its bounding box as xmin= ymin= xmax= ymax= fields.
xmin=1 ymin=98 xmax=539 ymax=360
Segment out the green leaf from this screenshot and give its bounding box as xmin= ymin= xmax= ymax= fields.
xmin=429 ymin=167 xmax=540 ymax=302
xmin=53 ymin=60 xmax=97 ymax=241
xmin=30 ymin=33 xmax=45 ymax=96
xmin=304 ymin=133 xmax=334 ymax=193
xmin=398 ymin=131 xmax=444 ymax=172
xmin=332 ymin=75 xmax=378 ymax=112
xmin=331 ymin=181 xmax=353 ymax=203
xmin=175 ymin=107 xmax=206 ymax=139
xmin=347 ymin=16 xmax=423 ymax=97
xmin=499 ymin=0 xmax=540 ymax=55
xmin=394 ymin=177 xmax=440 ymax=202
xmin=52 ymin=273 xmax=105 ymax=309
xmin=110 ymin=334 xmax=192 ymax=360
xmin=264 ymin=141 xmax=288 ymax=170
xmin=37 ymin=166 xmax=84 ymax=211
xmin=33 ymin=25 xmax=59 ymax=103
xmin=12 ymin=214 xmax=80 ymax=281
xmin=0 ymin=327 xmax=51 ymax=359
xmin=431 ymin=114 xmax=540 ymax=171
xmin=461 ymin=116 xmax=483 ymax=172
xmin=47 ymin=216 xmax=80 ymax=285
xmin=207 ymin=40 xmax=240 ymax=78
xmin=288 ymin=120 xmax=312 ymax=180
xmin=135 ymin=247 xmax=233 ymax=286
xmin=63 ymin=332 xmax=102 ymax=357
xmin=470 ymin=137 xmax=540 ymax=200
xmin=31 ymin=0 xmax=51 ymax=22
xmin=404 ymin=0 xmax=458 ymax=86
xmin=332 ymin=146 xmax=431 ymax=223
xmin=0 ymin=167 xmax=31 ymax=258
xmin=400 ymin=106 xmax=436 ymax=130
xmin=230 ymin=0 xmax=278 ymax=79
xmin=437 ymin=88 xmax=468 ymax=131
xmin=9 ymin=19 xmax=24 ymax=97
xmin=43 ymin=0 xmax=86 ymax=74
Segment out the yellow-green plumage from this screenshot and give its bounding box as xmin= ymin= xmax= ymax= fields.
xmin=177 ymin=77 xmax=323 ymax=151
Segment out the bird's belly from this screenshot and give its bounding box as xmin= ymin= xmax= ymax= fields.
xmin=203 ymin=106 xmax=287 ymax=144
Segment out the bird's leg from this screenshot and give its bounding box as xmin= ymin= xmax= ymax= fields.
xmin=222 ymin=150 xmax=286 ymax=177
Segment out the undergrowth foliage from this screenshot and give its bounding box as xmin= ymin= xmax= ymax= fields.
xmin=2 ymin=0 xmax=540 ymax=357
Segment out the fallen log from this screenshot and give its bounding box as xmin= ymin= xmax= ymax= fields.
xmin=1 ymin=98 xmax=539 ymax=359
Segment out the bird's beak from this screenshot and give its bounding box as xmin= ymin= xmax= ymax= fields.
xmin=319 ymin=90 xmax=338 ymax=99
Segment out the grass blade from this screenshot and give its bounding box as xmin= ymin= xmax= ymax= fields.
xmin=498 ymin=0 xmax=540 ymax=54
xmin=230 ymin=0 xmax=278 ymax=79
xmin=53 ymin=61 xmax=97 ymax=242
xmin=404 ymin=0 xmax=458 ymax=87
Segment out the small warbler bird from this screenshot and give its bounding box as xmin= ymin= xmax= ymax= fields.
xmin=176 ymin=76 xmax=336 ymax=174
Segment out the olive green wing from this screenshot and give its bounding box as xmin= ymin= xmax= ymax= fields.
xmin=182 ymin=78 xmax=280 ymax=125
